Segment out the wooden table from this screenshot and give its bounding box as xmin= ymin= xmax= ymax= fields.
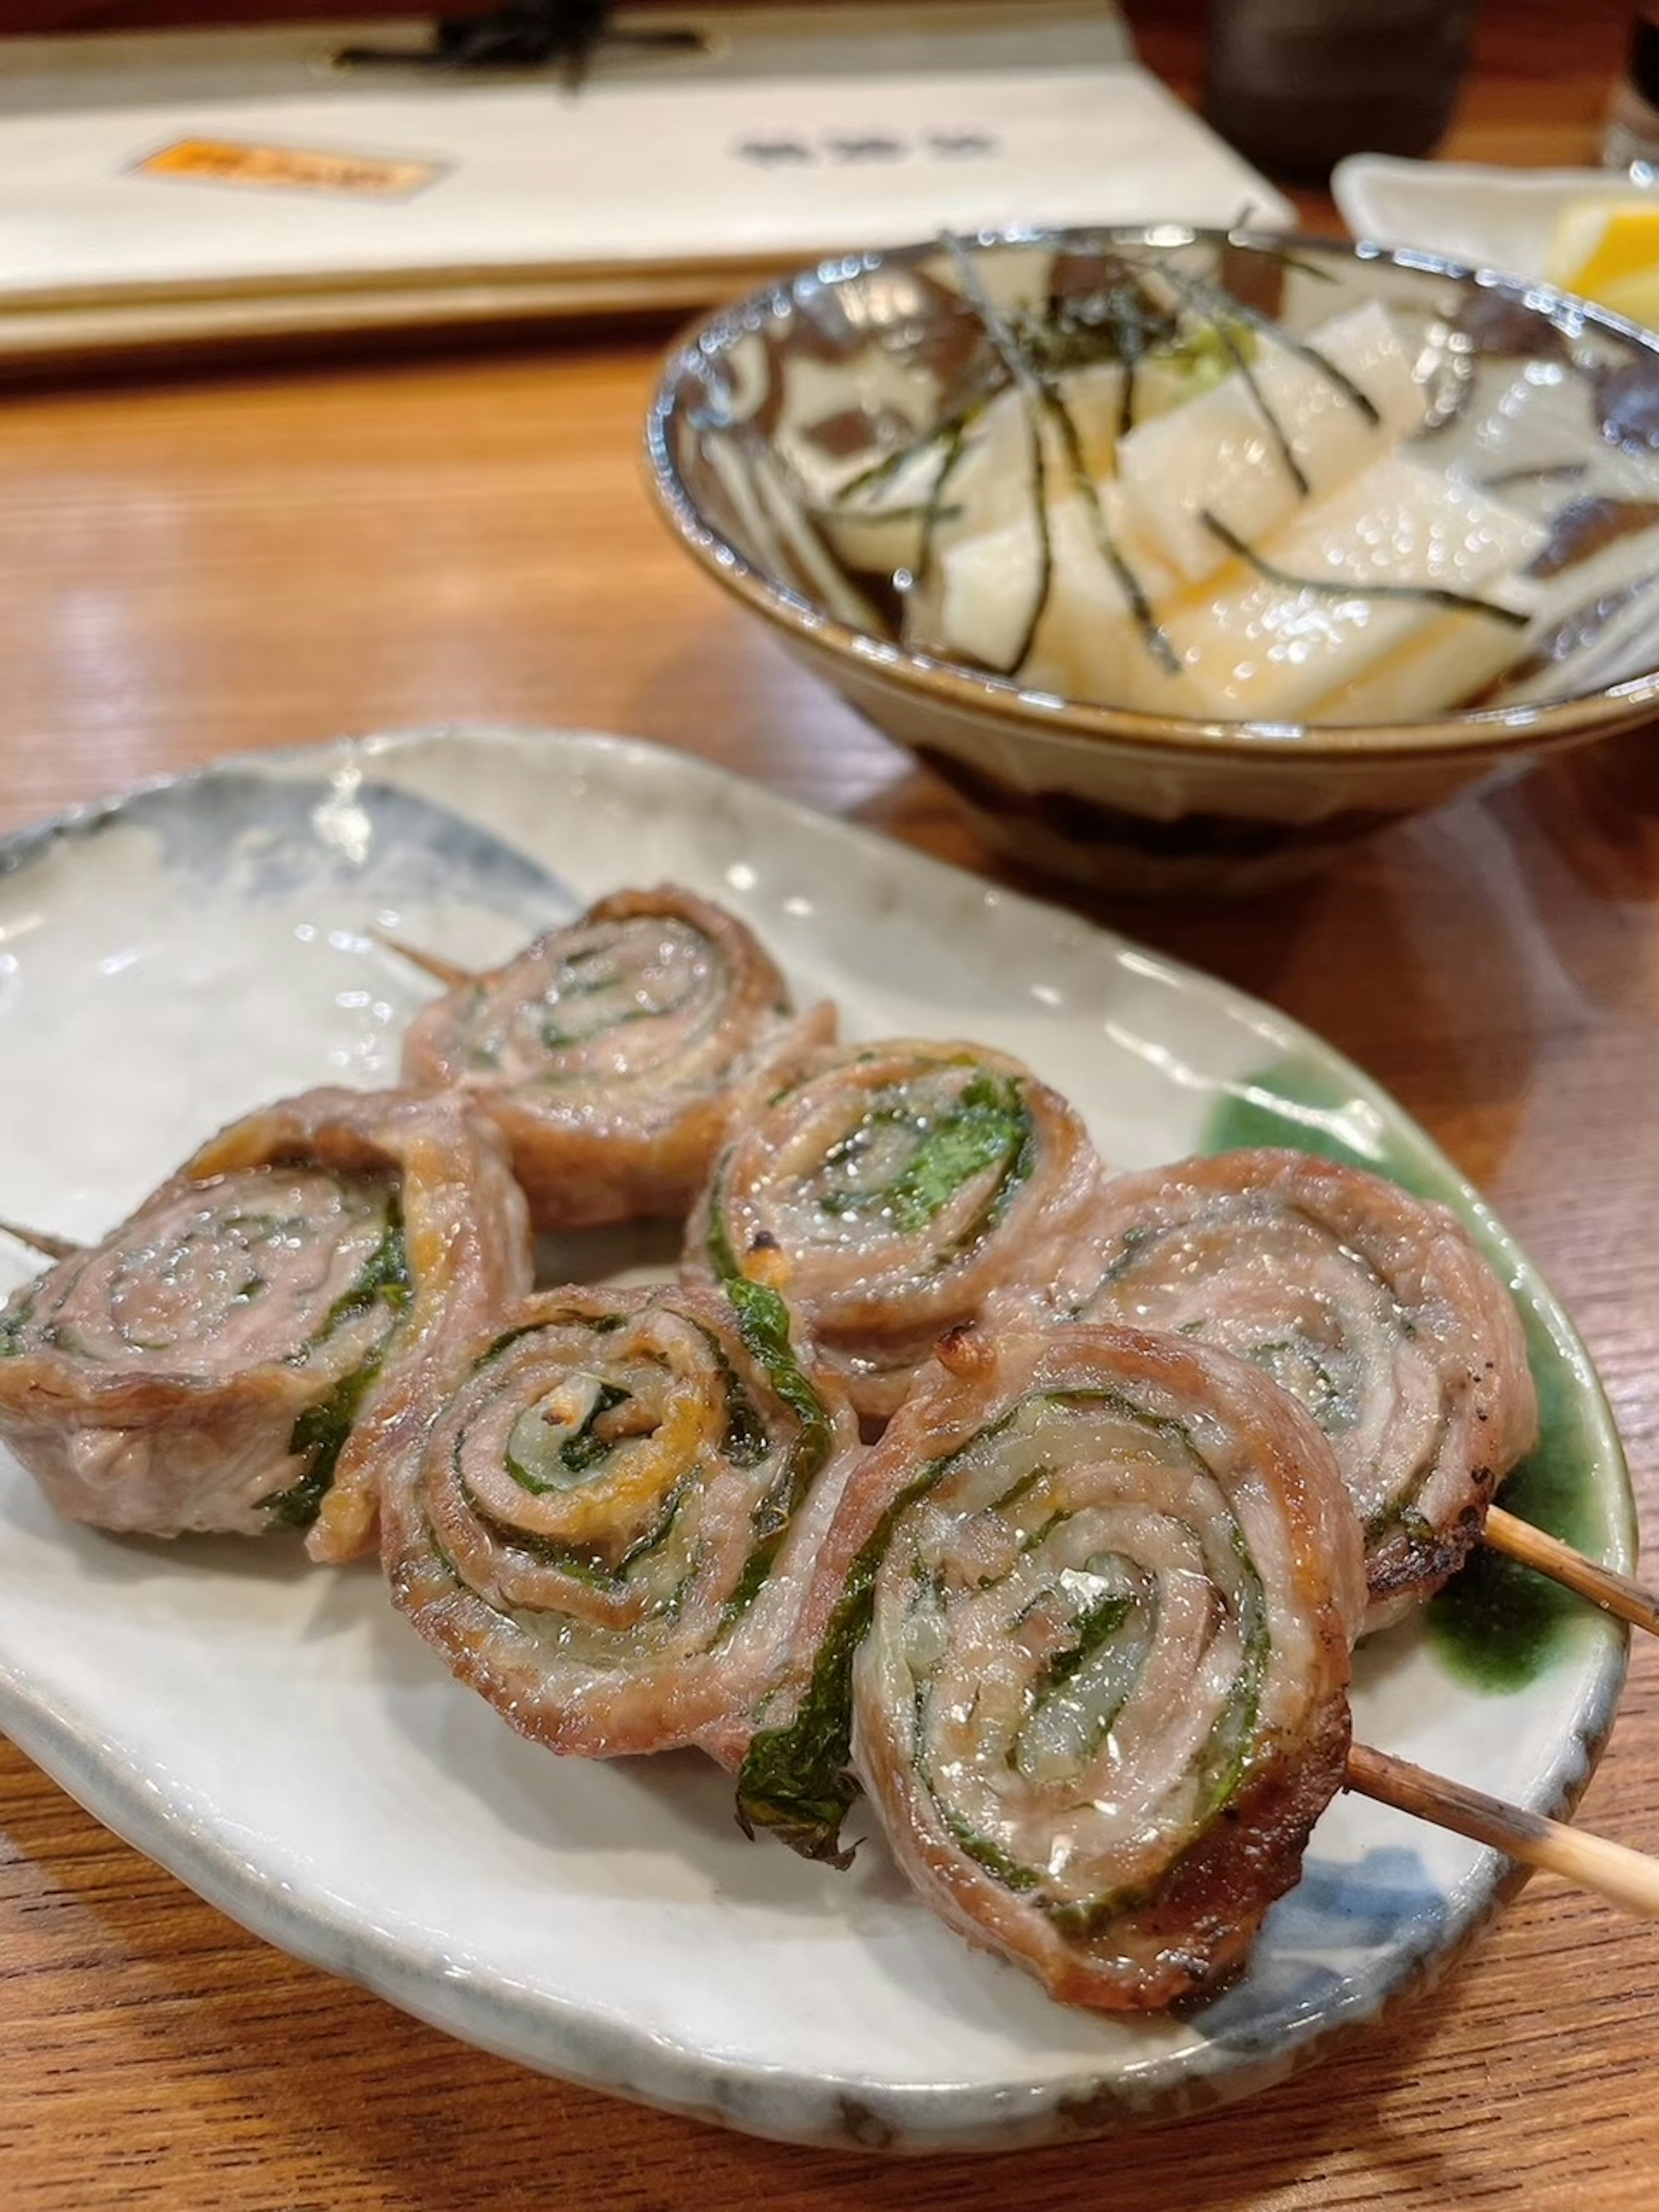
xmin=2 ymin=3 xmax=1656 ymax=2204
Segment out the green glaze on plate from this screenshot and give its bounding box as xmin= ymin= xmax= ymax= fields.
xmin=1205 ymin=1054 xmax=1629 ymax=1692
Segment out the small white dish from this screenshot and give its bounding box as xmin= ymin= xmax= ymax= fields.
xmin=0 ymin=727 xmax=1632 ymax=2152
xmin=1332 ymin=155 xmax=1659 ymax=281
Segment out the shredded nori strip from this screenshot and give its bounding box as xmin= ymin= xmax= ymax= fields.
xmin=942 ymin=233 xmax=1176 ymax=675
xmin=1039 ymin=380 xmax=1179 ymax=675
xmin=1200 ymin=507 xmax=1529 ymax=628
xmin=1156 ymin=270 xmax=1310 ymax=499
xmin=913 ymin=415 xmax=970 ymax=597
xmin=833 ymin=415 xmax=963 ymax=505
xmin=809 ymin=236 xmax=1419 ymax=689
xmin=1163 ymin=261 xmax=1382 ymax=427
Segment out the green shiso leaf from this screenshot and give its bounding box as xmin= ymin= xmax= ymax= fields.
xmin=819 ymin=1071 xmax=1028 ymax=1237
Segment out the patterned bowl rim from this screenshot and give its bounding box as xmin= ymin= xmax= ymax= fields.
xmin=643 ymin=223 xmax=1659 ymax=766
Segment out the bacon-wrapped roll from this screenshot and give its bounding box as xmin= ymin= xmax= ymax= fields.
xmin=400 ymin=886 xmax=835 ymax=1230
xmin=738 ymin=1325 xmax=1364 ymax=2011
xmin=0 ymin=1088 xmax=532 ymax=1563
xmin=379 ymin=1279 xmax=862 ymax=1761
xmin=1039 ymin=1149 xmax=1539 ymax=1630
xmin=684 ymin=1039 xmax=1103 ymax=1422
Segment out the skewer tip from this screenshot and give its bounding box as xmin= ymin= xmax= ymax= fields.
xmin=0 ymin=1217 xmax=81 ymax=1263
xmin=370 ymin=928 xmax=477 ymax=991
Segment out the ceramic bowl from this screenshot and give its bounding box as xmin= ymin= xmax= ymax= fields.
xmin=645 ymin=225 xmax=1659 ymax=896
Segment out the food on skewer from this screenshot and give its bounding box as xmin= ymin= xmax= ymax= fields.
xmin=0 ymin=1219 xmax=80 ymax=1263
xmin=0 ymin=1087 xmax=532 ymax=1564
xmin=379 ymin=1280 xmax=861 ymax=1762
xmin=683 ymin=1038 xmax=1103 ymax=1422
xmin=996 ymin=1147 xmax=1539 ymax=1632
xmin=396 ymin=885 xmax=836 ymax=1230
xmin=737 ymin=1322 xmax=1366 ymax=2008
xmin=2 ymin=863 xmax=1647 ymax=2026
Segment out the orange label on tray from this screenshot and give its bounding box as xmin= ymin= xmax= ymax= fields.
xmin=135 ymin=139 xmax=442 ymax=200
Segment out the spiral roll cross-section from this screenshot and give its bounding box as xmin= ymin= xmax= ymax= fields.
xmin=685 ymin=1039 xmax=1103 ymax=1422
xmin=401 ymin=886 xmax=835 ymax=1230
xmin=738 ymin=1324 xmax=1365 ymax=2011
xmin=379 ymin=1280 xmax=862 ymax=1762
xmin=0 ymin=1088 xmax=533 ymax=1560
xmin=1044 ymin=1149 xmax=1540 ymax=1630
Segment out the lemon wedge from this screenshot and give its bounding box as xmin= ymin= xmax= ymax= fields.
xmin=1545 ymin=196 xmax=1659 ymax=325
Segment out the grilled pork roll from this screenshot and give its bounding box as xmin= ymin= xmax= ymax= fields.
xmin=1037 ymin=1149 xmax=1539 ymax=1631
xmin=400 ymin=886 xmax=835 ymax=1230
xmin=738 ymin=1324 xmax=1364 ymax=2011
xmin=684 ymin=1039 xmax=1103 ymax=1422
xmin=0 ymin=1088 xmax=533 ymax=1562
xmin=379 ymin=1279 xmax=862 ymax=1762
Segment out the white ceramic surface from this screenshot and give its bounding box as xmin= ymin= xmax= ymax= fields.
xmin=1332 ymin=156 xmax=1659 ymax=282
xmin=0 ymin=727 xmax=1631 ymax=2152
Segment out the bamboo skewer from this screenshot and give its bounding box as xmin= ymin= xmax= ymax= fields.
xmin=371 ymin=929 xmax=477 ymax=991
xmin=0 ymin=1218 xmax=81 ymax=1262
xmin=1347 ymin=1743 xmax=1659 ymax=1920
xmin=1483 ymin=1505 xmax=1659 ymax=1637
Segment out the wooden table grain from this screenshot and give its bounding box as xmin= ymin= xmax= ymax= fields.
xmin=2 ymin=5 xmax=1657 ymax=2205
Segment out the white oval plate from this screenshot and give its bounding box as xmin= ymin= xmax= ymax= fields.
xmin=0 ymin=727 xmax=1631 ymax=2153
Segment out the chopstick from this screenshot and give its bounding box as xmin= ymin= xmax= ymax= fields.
xmin=1347 ymin=1743 xmax=1659 ymax=1919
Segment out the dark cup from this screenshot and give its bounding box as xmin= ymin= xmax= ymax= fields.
xmin=1203 ymin=0 xmax=1477 ymax=182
